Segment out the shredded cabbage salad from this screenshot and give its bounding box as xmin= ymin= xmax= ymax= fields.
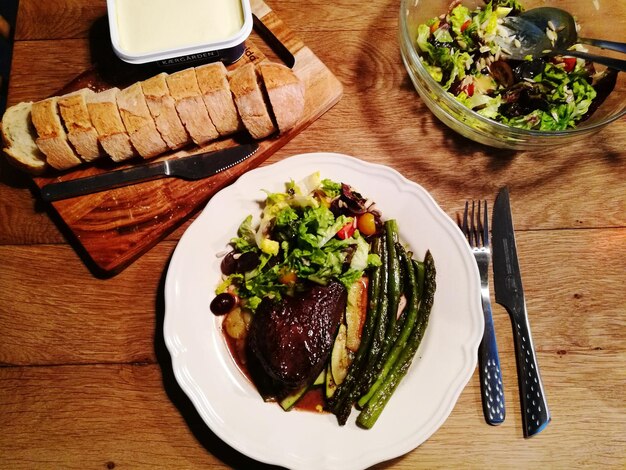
xmin=416 ymin=0 xmax=602 ymax=130
xmin=217 ymin=173 xmax=382 ymax=313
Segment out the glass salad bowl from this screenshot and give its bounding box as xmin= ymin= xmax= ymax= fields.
xmin=399 ymin=0 xmax=626 ymax=150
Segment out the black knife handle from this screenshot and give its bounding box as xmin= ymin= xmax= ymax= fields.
xmin=509 ymin=303 xmax=551 ymax=437
xmin=40 ymin=162 xmax=166 ymax=202
xmin=478 ymin=298 xmax=505 ymax=425
xmin=252 ymin=13 xmax=296 ymax=68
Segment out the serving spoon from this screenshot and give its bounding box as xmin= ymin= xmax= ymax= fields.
xmin=499 ymin=7 xmax=626 ymax=71
xmin=516 ymin=7 xmax=626 ymax=53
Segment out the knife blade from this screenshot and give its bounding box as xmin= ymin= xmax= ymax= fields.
xmin=492 ymin=186 xmax=550 ymax=438
xmin=40 ymin=142 xmax=259 ymax=202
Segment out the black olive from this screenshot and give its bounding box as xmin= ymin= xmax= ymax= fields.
xmin=210 ymin=292 xmax=237 ymax=315
xmin=512 ymin=58 xmax=546 ymax=81
xmin=221 ymin=251 xmax=238 ymax=275
xmin=236 ymin=251 xmax=260 ymax=273
xmin=500 ymin=84 xmax=550 ymax=118
xmin=490 ymin=60 xmax=514 ymax=87
xmin=221 ymin=250 xmax=261 ymax=274
xmin=448 ymin=79 xmax=463 ymax=96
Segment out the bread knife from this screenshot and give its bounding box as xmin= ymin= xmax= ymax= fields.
xmin=40 ymin=142 xmax=259 ymax=202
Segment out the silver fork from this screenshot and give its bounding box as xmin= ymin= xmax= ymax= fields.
xmin=461 ymin=200 xmax=505 ymax=426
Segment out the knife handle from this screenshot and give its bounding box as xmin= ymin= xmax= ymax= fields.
xmin=40 ymin=162 xmax=166 ymax=202
xmin=478 ymin=298 xmax=505 ymax=425
xmin=510 ymin=304 xmax=551 ymax=437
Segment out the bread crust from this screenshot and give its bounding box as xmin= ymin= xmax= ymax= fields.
xmin=166 ymin=69 xmax=219 ymax=145
xmin=1 ymin=101 xmax=48 ymax=175
xmin=58 ymin=89 xmax=102 ymax=161
xmin=258 ymin=62 xmax=305 ymax=134
xmin=195 ymin=62 xmax=241 ymax=136
xmin=31 ymin=97 xmax=83 ymax=170
xmin=86 ymin=88 xmax=137 ymax=162
xmin=117 ymin=83 xmax=169 ymax=158
xmin=228 ymin=63 xmax=277 ymax=139
xmin=1 ymin=60 xmax=306 ymax=174
xmin=141 ymin=73 xmax=191 ymax=150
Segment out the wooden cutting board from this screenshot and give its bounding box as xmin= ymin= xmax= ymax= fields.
xmin=31 ymin=0 xmax=343 ymax=277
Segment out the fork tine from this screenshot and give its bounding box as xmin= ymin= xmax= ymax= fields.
xmin=462 ymin=201 xmax=469 ymax=243
xmin=483 ymin=200 xmax=489 ymax=248
xmin=469 ymin=200 xmax=476 ymax=247
xmin=476 ymin=199 xmax=483 ymax=247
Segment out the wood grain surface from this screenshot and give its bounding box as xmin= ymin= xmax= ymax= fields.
xmin=1 ymin=0 xmax=625 ymax=468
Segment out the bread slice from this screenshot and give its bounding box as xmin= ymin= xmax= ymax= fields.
xmin=57 ymin=89 xmax=102 ymax=162
xmin=86 ymin=88 xmax=137 ymax=162
xmin=166 ymin=69 xmax=219 ymax=145
xmin=31 ymin=97 xmax=84 ymax=171
xmin=117 ymin=83 xmax=169 ymax=159
xmin=141 ymin=73 xmax=191 ymax=151
xmin=1 ymin=101 xmax=48 ymax=175
xmin=228 ymin=63 xmax=277 ymax=139
xmin=195 ymin=62 xmax=241 ymax=136
xmin=258 ymin=62 xmax=305 ymax=134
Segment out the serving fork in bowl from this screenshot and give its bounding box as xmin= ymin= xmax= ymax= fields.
xmin=460 ymin=200 xmax=505 ymax=426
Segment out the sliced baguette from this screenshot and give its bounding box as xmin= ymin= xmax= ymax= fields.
xmin=141 ymin=73 xmax=191 ymax=151
xmin=31 ymin=97 xmax=83 ymax=171
xmin=258 ymin=62 xmax=305 ymax=134
xmin=195 ymin=62 xmax=241 ymax=136
xmin=228 ymin=63 xmax=277 ymax=139
xmin=117 ymin=83 xmax=169 ymax=159
xmin=86 ymin=88 xmax=137 ymax=162
xmin=166 ymin=69 xmax=219 ymax=145
xmin=1 ymin=101 xmax=48 ymax=175
xmin=57 ymin=89 xmax=102 ymax=162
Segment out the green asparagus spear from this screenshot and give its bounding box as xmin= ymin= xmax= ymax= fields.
xmin=357 ymin=245 xmax=421 ymax=407
xmin=331 ymin=227 xmax=392 ymax=424
xmin=356 ymin=251 xmax=436 ymax=429
xmin=327 ymin=235 xmax=385 ymax=422
xmin=383 ymin=220 xmax=402 ymax=345
xmin=352 ymin=220 xmax=403 ymax=400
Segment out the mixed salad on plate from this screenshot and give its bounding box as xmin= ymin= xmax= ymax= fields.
xmin=210 ymin=172 xmax=436 ymax=428
xmin=415 ymin=0 xmax=616 ymax=130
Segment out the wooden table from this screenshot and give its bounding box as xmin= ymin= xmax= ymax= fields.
xmin=1 ymin=1 xmax=625 ymax=468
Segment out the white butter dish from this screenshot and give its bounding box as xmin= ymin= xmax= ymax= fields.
xmin=107 ymin=0 xmax=252 ymax=67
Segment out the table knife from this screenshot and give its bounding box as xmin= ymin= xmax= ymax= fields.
xmin=492 ymin=186 xmax=550 ymax=438
xmin=40 ymin=142 xmax=259 ymax=202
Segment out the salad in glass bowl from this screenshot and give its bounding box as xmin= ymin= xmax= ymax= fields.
xmin=415 ymin=0 xmax=616 ymax=131
xmin=399 ymin=0 xmax=625 ymax=148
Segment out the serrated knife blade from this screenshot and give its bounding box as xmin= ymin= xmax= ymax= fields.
xmin=40 ymin=143 xmax=259 ymax=202
xmin=492 ymin=186 xmax=550 ymax=438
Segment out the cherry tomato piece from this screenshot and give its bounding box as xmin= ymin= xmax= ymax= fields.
xmin=357 ymin=213 xmax=377 ymax=236
xmin=279 ymin=269 xmax=298 ymax=285
xmin=461 ymin=19 xmax=471 ymax=32
xmin=562 ymin=57 xmax=577 ymax=72
xmin=430 ymin=19 xmax=440 ymax=34
xmin=337 ymin=220 xmax=356 ymax=239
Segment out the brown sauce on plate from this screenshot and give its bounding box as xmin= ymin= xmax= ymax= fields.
xmin=222 ymin=326 xmax=327 ymax=413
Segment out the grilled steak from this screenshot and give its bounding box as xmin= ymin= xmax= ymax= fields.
xmin=247 ymin=281 xmax=347 ymax=397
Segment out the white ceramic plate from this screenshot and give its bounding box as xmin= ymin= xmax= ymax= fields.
xmin=164 ymin=153 xmax=483 ymax=470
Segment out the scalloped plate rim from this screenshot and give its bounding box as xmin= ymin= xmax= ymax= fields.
xmin=163 ymin=152 xmax=483 ymax=470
